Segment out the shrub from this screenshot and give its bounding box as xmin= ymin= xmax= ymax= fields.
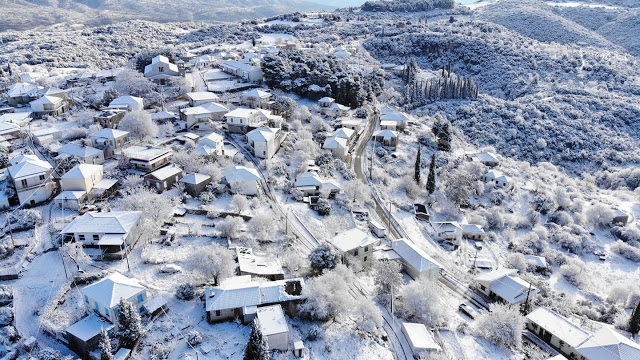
xmin=186 ymin=330 xmax=203 ymax=347
xmin=611 ymin=240 xmax=640 ymax=262
xmin=175 ymin=283 xmax=195 ymax=301
xmin=472 ymin=303 xmax=524 ymax=349
xmin=308 ymin=245 xmax=339 ymax=275
xmin=315 ymin=198 xmax=331 ymax=216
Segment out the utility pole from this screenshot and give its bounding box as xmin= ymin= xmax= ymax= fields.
xmin=523 ymin=282 xmax=533 ymax=315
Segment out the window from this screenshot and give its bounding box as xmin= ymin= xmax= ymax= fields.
xmin=215 ymin=310 xmax=221 ymax=316
xmin=93 ymin=235 xmax=99 ymax=241
xmin=159 ymin=66 xmax=164 ymax=72
xmin=139 ymin=306 xmax=144 ymax=313
xmin=364 ymin=246 xmax=369 ymax=252
xmin=84 ymin=295 xmax=89 ymax=303
xmin=353 ymin=250 xmax=358 ymax=256
xmin=363 ymin=256 xmax=368 ymax=262
xmin=79 ymin=235 xmax=85 ymax=241
xmin=114 ymin=307 xmax=120 ymax=316
xmin=480 ymin=285 xmax=486 ymax=291
xmin=95 ymin=301 xmax=100 ymax=312
xmin=105 ymin=308 xmax=110 ymax=317
xmin=39 ymin=175 xmax=45 ymax=180
xmin=137 ymin=294 xmax=144 ymax=303
xmin=21 ymin=179 xmax=27 ymax=187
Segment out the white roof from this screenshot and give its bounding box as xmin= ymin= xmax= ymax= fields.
xmin=242 ymin=89 xmax=271 ymax=99
xmin=30 ymin=95 xmax=62 ymax=105
xmin=237 ymin=247 xmax=284 ymax=277
xmin=205 ymin=277 xmax=305 ymax=312
xmin=90 ymin=128 xmax=129 ymax=139
xmin=318 ymin=97 xmax=335 ymax=103
xmin=474 ymin=151 xmax=499 ymax=164
xmin=225 ymin=108 xmax=262 ymax=118
xmin=476 ymin=269 xmax=538 ymax=304
xmin=333 ymin=127 xmax=355 ymax=139
xmin=380 ymin=111 xmax=408 ymax=122
xmin=81 ymin=272 xmax=145 ymax=308
xmin=0 ymin=112 xmax=32 ymax=124
xmin=526 ymin=307 xmax=591 ymax=348
xmin=223 ymin=166 xmax=261 ymax=183
xmin=145 ymin=164 xmax=182 ymax=181
xmin=402 ymin=322 xmax=441 ymax=352
xmin=180 ymin=173 xmax=210 ymax=185
xmin=150 ymin=111 xmax=177 ymax=120
xmin=461 ymin=224 xmax=485 ymax=234
xmin=58 ymin=143 xmax=102 ymax=158
xmin=187 ymin=92 xmax=219 ymax=102
xmin=329 ymin=228 xmax=376 ymax=253
xmin=7 ymin=159 xmax=52 ymax=179
xmin=247 ymin=127 xmax=278 ymax=142
xmin=62 ymin=164 xmax=103 ymax=180
xmin=0 ymin=122 xmax=21 ymax=134
xmin=61 ymin=211 xmax=142 ymax=235
xmin=329 ymin=103 xmax=349 ymax=111
xmin=432 ymin=221 xmax=463 ymax=233
xmin=109 ymin=95 xmax=143 ymax=108
xmin=257 ymin=305 xmax=288 ymax=336
xmin=6 ymin=82 xmax=40 ymax=97
xmin=373 ymin=129 xmax=398 ymax=138
xmin=295 ymin=172 xmax=322 ymax=188
xmin=391 ymin=239 xmax=441 ymax=272
xmin=220 ymin=60 xmax=261 ymax=72
xmin=484 ymin=170 xmax=510 ymax=182
xmin=194 ymin=145 xmax=218 ymax=156
xmin=323 ymin=136 xmax=347 ymax=149
xmin=199 ymin=132 xmax=223 ymax=145
xmin=576 ymin=326 xmax=640 ymax=360
xmin=122 ymin=146 xmax=171 ymax=161
xmin=10 ymin=154 xmax=39 ymax=166
xmin=525 ymin=255 xmax=548 ymax=268
xmin=201 ymin=102 xmax=229 ymax=113
xmin=145 ymin=56 xmax=179 ymax=74
xmin=55 ymin=190 xmax=87 ymax=201
xmin=65 ymin=314 xmax=114 ymax=342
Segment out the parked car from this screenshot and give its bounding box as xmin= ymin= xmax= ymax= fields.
xmin=459 ymin=303 xmax=479 ymax=319
xmin=78 ymin=205 xmax=99 ymax=215
xmin=474 ymin=242 xmax=483 ymax=250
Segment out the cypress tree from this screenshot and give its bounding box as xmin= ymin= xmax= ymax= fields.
xmin=414 ymin=145 xmax=421 ymax=184
xmin=116 ymin=299 xmax=145 ymax=348
xmin=630 ymin=301 xmax=640 ymax=334
xmin=99 ymin=328 xmax=114 ymax=360
xmin=244 ymin=321 xmax=270 ymax=360
xmin=427 ymin=153 xmax=436 ymax=194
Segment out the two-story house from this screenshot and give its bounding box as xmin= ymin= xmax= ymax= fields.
xmin=122 ymin=146 xmax=172 ymax=174
xmin=29 ymin=95 xmax=69 ymax=119
xmin=329 ymin=228 xmax=379 ymax=264
xmin=144 ymin=164 xmax=183 ymax=193
xmin=6 ymin=82 xmax=41 ymax=105
xmin=241 ymin=89 xmax=273 ymax=109
xmin=7 ymin=158 xmax=56 ymax=206
xmin=94 ymin=109 xmax=126 ymax=128
xmin=108 ymin=96 xmax=144 ymax=112
xmin=246 ymin=127 xmax=284 ymax=159
xmin=90 ymin=129 xmax=130 ymax=158
xmin=81 ymin=272 xmax=147 ymax=323
xmin=186 ymin=92 xmax=219 ymax=106
xmin=179 ymin=102 xmax=229 ymax=130
xmin=195 ymin=132 xmax=225 ymax=158
xmin=144 ymin=55 xmax=180 ymax=85
xmin=54 ymin=164 xmax=104 ymax=210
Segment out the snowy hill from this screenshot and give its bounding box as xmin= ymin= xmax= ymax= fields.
xmin=0 ymin=0 xmax=335 ymax=31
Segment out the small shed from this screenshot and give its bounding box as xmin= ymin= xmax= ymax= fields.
xmin=413 ymin=203 xmax=430 ymax=221
xmin=612 ymin=209 xmax=629 ymax=226
xmin=293 ymin=340 xmax=305 ymax=357
xmin=401 ymin=322 xmax=441 ymax=358
xmin=179 ymin=173 xmax=212 ymax=197
xmin=257 ymin=305 xmax=289 ymax=351
xmin=369 ymin=220 xmax=387 ymax=238
xmin=65 ymin=314 xmax=115 ymax=359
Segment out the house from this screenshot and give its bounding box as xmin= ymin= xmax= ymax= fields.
xmin=380 ymin=120 xmax=397 ymax=131
xmin=223 ymin=166 xmax=261 ymax=196
xmin=9 ymin=154 xmax=38 ymax=166
xmin=236 ymin=247 xmax=285 ymax=280
xmin=333 ymin=127 xmax=356 ymax=145
xmin=482 ymin=170 xmax=511 ymax=188
xmin=432 ymin=221 xmax=463 ymax=245
xmin=525 ymin=307 xmax=593 ymax=360
xmin=612 ymin=209 xmax=629 ymax=226
xmin=401 ymin=322 xmax=441 ymax=358
xmin=241 ymin=89 xmax=273 ymax=109
xmin=31 ymin=126 xmax=62 ymax=145
xmin=246 ymin=127 xmax=283 ymax=159
xmin=219 ymin=60 xmax=263 ymax=82
xmin=54 ymin=164 xmax=103 ymax=210
xmin=179 ymin=173 xmax=211 ymax=197
xmin=525 ymin=255 xmax=548 ymax=271
xmin=224 ymin=108 xmax=276 ymax=134
xmin=318 ymin=97 xmax=335 ymax=108
xmin=94 ymin=109 xmax=126 ymax=128
xmin=0 ymin=112 xmax=32 ymax=127
xmin=179 ymin=102 xmax=229 ymax=130
xmin=57 ymin=143 xmax=105 ymax=165
xmin=6 ymin=82 xmax=40 ymax=105
xmin=144 ymin=55 xmax=180 ymax=84
xmin=391 ymin=239 xmax=441 ymax=279
xmin=179 ymin=51 xmax=197 ymax=62
xmin=369 ymin=220 xmax=386 ymax=238
xmin=373 ymin=129 xmax=399 ymax=149
xmin=150 ymin=110 xmax=178 ymax=123
xmin=29 ymin=95 xmax=69 ymax=118
xmin=109 ymin=96 xmax=144 ymax=112
xmin=461 ymin=224 xmax=485 ymax=241
xmin=205 ymin=276 xmax=305 ymax=324
xmin=329 ymin=228 xmax=378 ymax=264
xmin=475 ymin=268 xmax=539 ymax=305
xmin=380 ymin=107 xmax=410 ymax=129
xmin=191 ymin=54 xmax=214 ymax=70
xmin=322 ymin=137 xmax=348 ymax=161
xmin=122 ymin=146 xmax=172 ymax=174
xmin=257 ymin=305 xmax=289 ymax=351
xmin=322 ymin=102 xmax=350 ymax=118
xmin=186 ymin=92 xmax=219 ymax=106
xmin=7 ymin=158 xmax=56 ymax=206
xmin=0 ymin=122 xmax=22 ymax=141
xmin=64 ymin=314 xmax=115 ymax=359
xmin=144 ymin=164 xmax=183 ymax=193
xmin=294 ymin=172 xmax=340 ymax=197
xmin=195 ymin=132 xmax=225 ymax=158
xmin=339 ymin=118 xmax=363 ymax=132
xmin=90 ymin=128 xmax=130 ymax=158
xmin=575 ymin=326 xmax=640 ymax=360
xmin=81 ymin=272 xmax=147 ymax=323
xmin=61 ymin=211 xmax=143 ymax=259
xmin=467 ymin=151 xmax=500 ymax=167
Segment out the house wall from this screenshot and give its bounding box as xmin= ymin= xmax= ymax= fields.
xmin=55 ymin=196 xmax=86 ymax=211
xmin=207 ymin=308 xmax=237 ymax=323
xmin=145 ymin=172 xmax=182 ymax=193
xmin=13 ymin=172 xmax=52 ymax=191
xmin=84 ymin=290 xmax=147 ymax=324
xmin=229 ymin=181 xmax=258 ymax=196
xmin=17 ymin=181 xmax=55 ymax=205
xmin=62 ymin=172 xmax=102 ymax=192
xmin=185 ymin=180 xmax=211 ymax=197
xmin=346 ymin=244 xmax=375 ymax=264
xmin=266 ymin=332 xmax=289 ymax=351
xmin=330 ymin=148 xmax=346 ymax=161
xmin=525 ymin=321 xmax=584 ymax=360
xmin=463 ymin=232 xmax=485 ymax=241
xmin=145 ymin=62 xmax=179 ymax=79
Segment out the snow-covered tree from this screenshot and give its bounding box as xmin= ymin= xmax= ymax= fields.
xmin=99 ymin=328 xmax=114 ymax=360
xmin=315 ymin=198 xmax=331 ymax=216
xmin=308 ymin=244 xmax=339 ymax=275
xmin=116 ymin=298 xmax=145 ymax=348
xmin=113 ymin=68 xmax=155 ymax=99
xmin=414 ymin=145 xmax=421 ymax=184
xmin=630 ymin=301 xmax=640 ymax=334
xmin=473 ymin=303 xmax=524 ymax=349
xmin=248 ymin=212 xmax=278 ymax=240
xmin=427 ymin=153 xmax=436 ymax=194
xmin=373 ymin=260 xmax=403 ymax=296
xmin=175 ymin=283 xmax=195 ymax=300
xmin=231 ymin=194 xmax=249 ymax=214
xmin=342 ymin=179 xmax=373 ymax=207
xmin=398 ymin=276 xmax=450 ymax=327
xmin=118 ymin=111 xmax=158 ymax=141
xmin=198 ymin=242 xmax=234 ymax=285
xmin=102 ymin=88 xmax=119 ymax=106
xmin=216 ymin=216 xmax=244 ymax=239
xmin=272 ymin=96 xmax=297 ymax=119
xmin=61 ymin=242 xmax=90 ymax=271
xmin=244 ymin=320 xmax=270 ymax=360
xmin=586 ymin=204 xmax=614 ymax=228
xmin=298 ymin=265 xmax=356 ymax=321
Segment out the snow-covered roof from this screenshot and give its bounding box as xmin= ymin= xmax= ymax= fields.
xmin=475 ymin=268 xmax=518 ymax=283
xmin=474 ymin=151 xmax=499 ymax=164
xmin=220 ymin=60 xmax=261 ymax=72
xmin=0 ymin=112 xmax=32 ymax=125
xmin=122 ymin=146 xmax=171 ymax=162
xmin=329 ymin=103 xmax=349 ymax=111
xmin=9 ymin=154 xmax=38 ymax=166
xmin=247 ymin=127 xmax=278 ymax=142
xmin=187 ymin=92 xmax=219 ymax=102
xmin=237 ymin=247 xmax=284 ymax=277
xmin=62 ymin=164 xmax=103 ymax=180
xmin=61 ymin=211 xmax=142 ymax=235
xmin=576 ymin=326 xmax=640 ymax=360
xmin=380 ymin=111 xmax=408 ymax=122
xmin=525 ymin=255 xmax=548 ymax=268
xmin=484 ymin=170 xmax=510 ymax=183
xmin=257 ymin=305 xmax=288 ymax=336
xmin=145 ymin=164 xmax=182 ymax=181
xmin=198 ymin=132 xmax=223 ymax=146
xmin=201 ymin=102 xmax=229 ymax=113
xmin=150 ymin=111 xmax=178 ymax=120
xmin=242 ymin=89 xmax=271 ymax=99
xmin=401 ymin=322 xmax=441 ymax=352
xmin=526 ymin=307 xmax=591 ymax=348
xmin=323 ymin=136 xmax=347 ymax=149
xmin=81 ymin=272 xmax=145 ymax=308
xmin=55 ymin=190 xmax=87 ymax=201
xmin=179 ymin=173 xmax=210 ymax=185
xmin=225 ymin=108 xmax=262 ymax=118
xmin=391 ymin=239 xmax=441 ymax=272
xmin=109 ymin=96 xmax=143 ymax=108
xmin=144 ymin=56 xmax=179 ymax=74
xmin=432 ymin=221 xmax=463 ymax=233
xmin=333 ymin=127 xmax=354 ymax=139
xmin=476 ymin=269 xmax=538 ymax=304
xmin=194 ymin=145 xmax=218 ymax=156
xmin=295 ymin=172 xmax=322 ymax=188
xmin=30 ymin=95 xmax=63 ymax=105
xmin=329 ymin=228 xmax=376 ymax=253
xmin=318 ymin=97 xmax=335 ymax=103
xmin=7 ymin=159 xmax=52 ymax=179
xmin=461 ymin=224 xmax=485 ymax=234
xmin=0 ymin=122 xmax=21 ymax=135
xmin=6 ymin=82 xmax=40 ymax=97
xmin=90 ymin=128 xmax=129 ymax=139
xmin=223 ymin=166 xmax=261 ymax=183
xmin=373 ymin=129 xmax=398 ymax=138
xmin=205 ymin=277 xmax=305 ymax=312
xmin=65 ymin=314 xmax=114 ymax=342
xmin=58 ymin=143 xmax=102 ymax=158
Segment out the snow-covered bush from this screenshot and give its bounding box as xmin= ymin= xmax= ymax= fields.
xmin=6 ymin=209 xmax=41 ymax=233
xmin=472 ymin=303 xmax=524 ymax=349
xmin=248 ymin=213 xmax=278 ymax=241
xmin=231 ymin=194 xmax=249 ymax=214
xmin=585 ymin=204 xmax=614 ymax=228
xmin=611 ymin=240 xmax=640 ymax=262
xmin=186 ymin=330 xmax=203 ymax=347
xmin=150 ymin=342 xmax=170 ymax=360
xmin=298 ymin=265 xmax=363 ymax=322
xmin=175 ymin=283 xmax=195 ymax=301
xmin=216 ymin=216 xmax=244 ymax=239
xmin=118 ymin=111 xmax=159 ymax=141
xmin=315 ymin=198 xmax=331 ymax=216
xmin=559 ymin=259 xmax=590 ymax=288
xmin=0 ymin=307 xmax=13 ymax=326
xmin=610 ymin=226 xmax=640 ymax=244
xmin=38 ymin=348 xmax=62 ymax=360
xmin=398 ymin=276 xmax=450 ymax=327
xmin=308 ymin=244 xmax=339 ymax=275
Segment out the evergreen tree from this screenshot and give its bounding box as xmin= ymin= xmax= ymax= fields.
xmin=437 ymin=123 xmax=451 ymax=151
xmin=414 ymin=145 xmax=421 ymax=184
xmin=102 ymin=88 xmax=119 ymax=106
xmin=244 ymin=321 xmax=270 ymax=360
xmin=630 ymin=301 xmax=640 ymax=334
xmin=116 ymin=299 xmax=145 ymax=348
xmin=427 ymin=153 xmax=436 ymax=194
xmin=99 ymin=328 xmax=114 ymax=360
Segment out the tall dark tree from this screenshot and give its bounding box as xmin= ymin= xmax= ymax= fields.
xmin=99 ymin=328 xmax=114 ymax=360
xmin=244 ymin=321 xmax=270 ymax=360
xmin=402 ymin=57 xmax=419 ymax=84
xmin=630 ymin=301 xmax=640 ymax=334
xmin=437 ymin=123 xmax=451 ymax=152
xmin=116 ymin=299 xmax=145 ymax=348
xmin=427 ymin=153 xmax=436 ymax=194
xmin=414 ymin=145 xmax=421 ymax=184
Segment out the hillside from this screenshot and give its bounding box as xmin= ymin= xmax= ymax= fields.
xmin=0 ymin=0 xmax=335 ymax=32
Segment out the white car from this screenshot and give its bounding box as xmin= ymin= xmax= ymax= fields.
xmin=160 ymin=264 xmax=183 ymax=273
xmin=459 ymin=303 xmax=480 ymax=319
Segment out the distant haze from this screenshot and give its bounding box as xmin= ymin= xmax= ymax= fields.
xmin=311 ymin=0 xmax=367 ymax=7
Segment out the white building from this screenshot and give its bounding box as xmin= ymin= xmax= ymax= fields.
xmin=461 ymin=224 xmax=485 ymax=241
xmin=81 ymin=272 xmax=147 ymax=323
xmin=322 ymin=137 xmax=348 ymax=161
xmin=482 ymin=170 xmax=511 ymax=188
xmin=55 ymin=164 xmax=104 ymax=209
xmin=6 ymin=82 xmax=41 ymax=105
xmin=293 ymin=172 xmax=340 ymax=197
xmin=194 ymin=132 xmax=225 ymax=158
xmin=7 ymin=158 xmax=56 ymax=206
xmin=401 ymin=322 xmax=441 ymax=358
xmin=90 ymin=129 xmax=130 ymax=158
xmin=179 ymin=102 xmax=229 ymax=130
xmin=223 ymin=166 xmax=261 ymax=196
xmin=144 ymin=164 xmax=183 ymax=193
xmin=467 ymin=151 xmax=500 ymax=167
xmin=257 ymin=305 xmax=289 ymax=351
xmin=109 ymin=96 xmax=144 ymax=112
xmin=318 ymin=97 xmax=335 ymax=108
xmin=186 ymin=92 xmax=219 ymax=106
xmin=220 ymin=60 xmax=263 ymax=82
xmin=246 ymin=127 xmax=282 ymax=159
xmin=224 ymin=108 xmax=276 ymax=134
xmin=57 ymin=143 xmax=105 ymax=165
xmin=373 ymin=129 xmax=399 ymax=149
xmin=389 ymin=239 xmax=441 ymax=280
xmin=329 ymin=228 xmax=378 ymax=264
xmin=431 ymin=221 xmax=463 ymax=244
xmin=30 ymin=95 xmax=69 ymax=118
xmin=144 ymin=55 xmax=180 ymax=84
xmin=475 ymin=268 xmax=539 ymax=305
xmin=241 ymin=89 xmax=272 ymax=109
xmin=237 ymin=247 xmax=285 ymax=281
xmin=122 ymin=146 xmax=172 ymax=174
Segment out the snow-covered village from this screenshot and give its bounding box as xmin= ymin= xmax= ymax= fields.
xmin=0 ymin=0 xmax=638 ymax=359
